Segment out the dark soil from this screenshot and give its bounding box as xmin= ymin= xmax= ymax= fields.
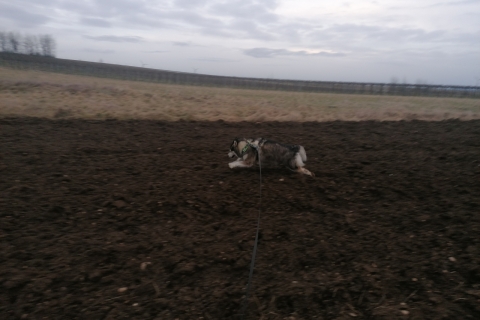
xmin=1 ymin=118 xmax=480 ymax=320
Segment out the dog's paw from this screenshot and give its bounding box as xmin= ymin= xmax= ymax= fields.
xmin=228 ymin=162 xmax=235 ymax=169
xmin=299 ymin=167 xmax=315 ymax=177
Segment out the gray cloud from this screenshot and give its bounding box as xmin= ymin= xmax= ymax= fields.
xmin=172 ymin=41 xmax=193 ymax=47
xmin=3 ymin=0 xmax=478 ymax=48
xmin=80 ymin=18 xmax=111 ymax=28
xmin=305 ymin=23 xmax=479 ymax=56
xmin=143 ymin=50 xmax=169 ymax=53
xmin=119 ymin=9 xmax=224 ymax=33
xmin=194 ymin=57 xmax=240 ymax=62
xmin=83 ymin=48 xmax=115 ymax=54
xmin=429 ymin=0 xmax=479 ymax=7
xmin=244 ymin=48 xmax=346 ymax=58
xmin=64 ymin=0 xmax=143 ymax=18
xmin=39 ymin=0 xmax=280 ymax=42
xmin=171 ymin=41 xmax=207 ymax=48
xmin=210 ymin=0 xmax=279 ymax=23
xmin=272 ymin=22 xmax=315 ymax=43
xmin=0 ymin=3 xmax=50 ymax=27
xmin=167 ymin=11 xmax=225 ymax=29
xmin=122 ymin=15 xmax=169 ymax=29
xmin=199 ymin=26 xmax=235 ymax=38
xmin=229 ymin=19 xmax=276 ymax=41
xmin=83 ymin=35 xmax=144 ymax=43
xmin=174 ymin=0 xmax=210 ymax=8
xmin=325 ymin=24 xmax=447 ymax=43
xmin=1 ymin=0 xmax=478 ymax=85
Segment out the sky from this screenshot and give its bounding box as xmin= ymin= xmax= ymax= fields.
xmin=1 ymin=0 xmax=479 ymax=86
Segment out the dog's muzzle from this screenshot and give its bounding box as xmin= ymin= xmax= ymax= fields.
xmin=228 ymin=151 xmax=237 ymax=158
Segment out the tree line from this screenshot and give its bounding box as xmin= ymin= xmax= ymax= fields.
xmin=0 ymin=31 xmax=56 ymax=57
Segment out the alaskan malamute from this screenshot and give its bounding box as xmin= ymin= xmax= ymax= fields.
xmin=228 ymin=138 xmax=314 ymax=176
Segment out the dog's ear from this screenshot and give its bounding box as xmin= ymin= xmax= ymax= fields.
xmin=233 ymin=140 xmax=237 ymax=147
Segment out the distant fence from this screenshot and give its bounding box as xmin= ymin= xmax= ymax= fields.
xmin=1 ymin=52 xmax=479 ymax=98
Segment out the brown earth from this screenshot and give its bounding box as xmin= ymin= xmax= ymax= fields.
xmin=1 ymin=118 xmax=480 ymax=320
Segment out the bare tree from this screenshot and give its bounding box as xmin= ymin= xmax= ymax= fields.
xmin=39 ymin=34 xmax=56 ymax=57
xmin=1 ymin=31 xmax=56 ymax=55
xmin=32 ymin=35 xmax=41 ymax=55
xmin=0 ymin=31 xmax=8 ymax=52
xmin=23 ymin=34 xmax=35 ymax=54
xmin=8 ymin=32 xmax=21 ymax=53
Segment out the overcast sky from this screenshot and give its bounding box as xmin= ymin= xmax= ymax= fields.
xmin=1 ymin=0 xmax=479 ymax=85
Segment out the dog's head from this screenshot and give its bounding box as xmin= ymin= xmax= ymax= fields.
xmin=228 ymin=138 xmax=242 ymax=159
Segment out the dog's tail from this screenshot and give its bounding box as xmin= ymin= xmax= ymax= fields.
xmin=299 ymin=146 xmax=307 ymax=162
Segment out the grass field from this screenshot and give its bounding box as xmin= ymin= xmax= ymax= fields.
xmin=1 ymin=67 xmax=479 ymax=121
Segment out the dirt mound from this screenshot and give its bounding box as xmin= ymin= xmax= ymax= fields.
xmin=1 ymin=118 xmax=479 ymax=319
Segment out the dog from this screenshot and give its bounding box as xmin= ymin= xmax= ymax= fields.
xmin=228 ymin=137 xmax=314 ymax=176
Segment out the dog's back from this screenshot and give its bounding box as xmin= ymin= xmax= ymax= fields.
xmin=259 ymin=140 xmax=305 ymax=169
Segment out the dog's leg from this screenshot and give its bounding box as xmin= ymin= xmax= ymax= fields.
xmin=291 ymin=153 xmax=314 ymax=177
xmin=297 ymin=167 xmax=315 ymax=177
xmin=228 ymin=160 xmax=252 ymax=169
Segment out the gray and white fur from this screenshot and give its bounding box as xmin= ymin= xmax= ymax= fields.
xmin=228 ymin=137 xmax=314 ymax=176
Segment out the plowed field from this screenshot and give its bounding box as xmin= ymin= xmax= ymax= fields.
xmin=1 ymin=118 xmax=480 ymax=319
